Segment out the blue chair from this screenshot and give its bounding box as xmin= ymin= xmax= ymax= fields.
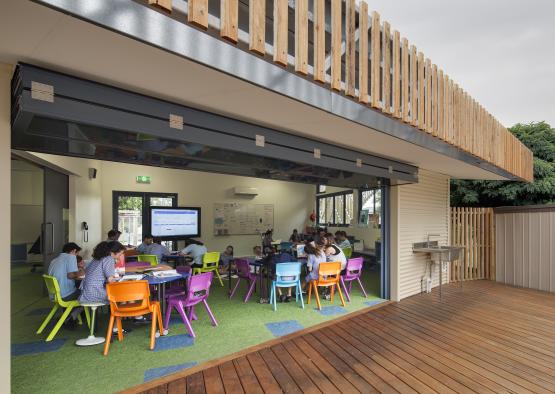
xmin=269 ymin=262 xmax=304 ymax=311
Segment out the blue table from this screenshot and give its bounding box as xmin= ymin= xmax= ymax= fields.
xmin=146 ymin=272 xmax=190 ymax=316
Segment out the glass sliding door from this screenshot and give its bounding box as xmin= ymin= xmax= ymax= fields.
xmin=113 ymin=191 xmax=178 ymax=246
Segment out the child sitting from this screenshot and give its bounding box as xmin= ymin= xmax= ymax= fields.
xmin=304 ymin=239 xmax=327 ymax=289
xmin=220 ymin=245 xmax=234 ymax=274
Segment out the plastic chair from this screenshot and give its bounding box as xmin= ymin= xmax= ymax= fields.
xmin=192 ymin=252 xmax=223 ymax=287
xmin=269 ymin=262 xmax=304 ymax=311
xmin=165 ymin=266 xmax=191 ymax=298
xmin=229 ymin=259 xmax=257 ymax=303
xmin=164 ymin=272 xmax=218 ymax=339
xmin=137 ymin=254 xmax=158 ymax=266
xmin=340 ymin=257 xmax=368 ymax=302
xmin=124 ymin=249 xmax=138 ymax=257
xmin=307 ymin=262 xmax=345 ymax=310
xmin=342 ymin=247 xmax=353 ymax=259
xmin=37 ymin=275 xmax=90 ymax=341
xmin=103 ymin=280 xmax=164 ymax=355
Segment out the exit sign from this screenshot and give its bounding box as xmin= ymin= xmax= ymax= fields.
xmin=136 ymin=175 xmax=151 ymax=184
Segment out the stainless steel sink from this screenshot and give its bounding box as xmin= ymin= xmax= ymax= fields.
xmin=412 ymin=242 xmax=464 ymax=262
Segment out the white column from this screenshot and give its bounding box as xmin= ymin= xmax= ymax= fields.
xmin=389 ymin=183 xmax=400 ymax=301
xmin=0 ymin=62 xmax=14 ymax=387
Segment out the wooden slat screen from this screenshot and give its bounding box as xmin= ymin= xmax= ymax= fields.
xmin=450 ymin=207 xmax=495 ymax=282
xmin=145 ymin=0 xmax=533 ymax=182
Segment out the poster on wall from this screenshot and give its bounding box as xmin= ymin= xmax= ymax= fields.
xmin=213 ymin=203 xmax=274 ymax=235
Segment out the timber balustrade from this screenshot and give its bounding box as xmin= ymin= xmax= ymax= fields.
xmin=451 ymin=207 xmax=496 ymax=282
xmin=147 ymin=0 xmax=533 ymax=182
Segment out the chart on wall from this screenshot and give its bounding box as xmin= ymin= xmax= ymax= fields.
xmin=213 ymin=203 xmax=274 ymax=235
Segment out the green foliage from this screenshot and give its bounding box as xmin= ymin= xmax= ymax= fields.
xmin=450 ymin=122 xmax=555 ymax=207
xmin=118 ymin=196 xmax=142 ymax=211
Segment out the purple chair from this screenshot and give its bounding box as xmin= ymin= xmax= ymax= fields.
xmin=165 ymin=266 xmax=191 ymax=298
xmin=340 ymin=257 xmax=368 ymax=302
xmin=229 ymin=259 xmax=257 ymax=303
xmin=164 ymin=271 xmax=217 ymax=339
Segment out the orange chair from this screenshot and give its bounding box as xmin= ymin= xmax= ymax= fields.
xmin=307 ymin=262 xmax=345 ymax=310
xmin=124 ymin=249 xmax=138 ymax=257
xmin=103 ymin=280 xmax=164 ymax=356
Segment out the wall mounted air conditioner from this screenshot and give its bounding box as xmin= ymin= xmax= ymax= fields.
xmin=234 ymin=187 xmax=258 ymax=196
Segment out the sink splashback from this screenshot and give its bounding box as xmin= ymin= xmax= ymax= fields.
xmin=413 ymin=241 xmax=439 ymax=249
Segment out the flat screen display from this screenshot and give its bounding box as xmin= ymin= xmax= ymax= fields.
xmin=150 ymin=207 xmax=201 ymax=239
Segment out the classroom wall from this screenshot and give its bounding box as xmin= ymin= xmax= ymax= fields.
xmin=0 ymin=62 xmax=13 ymax=388
xmin=11 ymin=162 xmax=43 ymax=245
xmin=99 ymin=161 xmax=314 ymax=256
xmin=29 ymin=153 xmax=103 ymax=260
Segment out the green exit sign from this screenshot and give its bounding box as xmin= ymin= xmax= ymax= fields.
xmin=136 ymin=175 xmax=151 ymax=184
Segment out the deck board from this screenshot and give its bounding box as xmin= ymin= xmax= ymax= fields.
xmin=134 ymin=281 xmax=555 ymax=393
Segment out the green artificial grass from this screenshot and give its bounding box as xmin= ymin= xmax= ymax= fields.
xmin=11 ymin=262 xmax=382 ymax=393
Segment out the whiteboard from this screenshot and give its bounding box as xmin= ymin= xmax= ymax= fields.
xmin=213 ymin=203 xmax=274 ymax=235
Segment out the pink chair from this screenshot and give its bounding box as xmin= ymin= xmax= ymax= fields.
xmin=164 ymin=272 xmax=217 ymax=339
xmin=229 ymin=259 xmax=257 ymax=303
xmin=340 ymin=257 xmax=368 ymax=302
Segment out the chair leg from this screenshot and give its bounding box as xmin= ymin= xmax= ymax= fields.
xmin=84 ymin=306 xmax=91 ymax=329
xmin=202 ymin=300 xmax=218 ymax=327
xmin=156 ymin=303 xmax=164 ymax=335
xmin=330 ymin=285 xmax=335 ymax=303
xmin=177 ymin=302 xmax=195 ymax=338
xmin=150 ymin=308 xmax=157 ymax=350
xmin=116 ymin=317 xmax=123 ymax=341
xmin=307 ymin=281 xmax=312 ymax=305
xmin=103 ymin=316 xmax=115 ymax=356
xmin=336 ymin=282 xmax=346 ymax=307
xmin=357 ymin=277 xmax=368 ymax=298
xmin=244 ymin=279 xmax=256 ymax=303
xmin=340 ymin=277 xmax=351 ymax=302
xmin=313 ymin=282 xmax=321 ymax=310
xmin=214 ymin=268 xmax=224 ymax=287
xmin=269 ymin=283 xmax=274 ymax=310
xmin=272 ymin=283 xmax=277 ymax=311
xmin=46 ymin=306 xmax=73 ymax=342
xmin=37 ymin=305 xmax=59 ymax=334
xmin=229 ymin=278 xmax=241 ymax=299
xmin=164 ymin=302 xmax=173 ymax=331
xmin=298 ymin=281 xmax=304 ymax=309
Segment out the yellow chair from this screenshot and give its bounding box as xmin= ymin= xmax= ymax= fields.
xmin=342 ymin=247 xmax=353 ymax=259
xmin=137 ymin=254 xmax=158 ymax=266
xmin=37 ymin=275 xmax=90 ymax=341
xmin=192 ymin=252 xmax=223 ymax=287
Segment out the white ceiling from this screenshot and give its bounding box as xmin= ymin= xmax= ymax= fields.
xmin=1 ymin=0 xmax=507 ymax=180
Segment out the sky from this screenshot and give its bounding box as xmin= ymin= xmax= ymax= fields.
xmin=364 ymin=0 xmax=555 ymax=128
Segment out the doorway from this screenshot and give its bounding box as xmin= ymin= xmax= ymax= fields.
xmin=112 ymin=191 xmax=177 ymax=247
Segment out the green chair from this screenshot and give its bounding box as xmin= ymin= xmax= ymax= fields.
xmin=137 ymin=254 xmax=158 ymax=266
xmin=37 ymin=275 xmax=90 ymax=342
xmin=342 ymin=247 xmax=353 ymax=259
xmin=192 ymin=252 xmax=224 ymax=287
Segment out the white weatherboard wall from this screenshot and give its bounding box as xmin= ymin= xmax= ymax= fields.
xmin=391 ymin=170 xmax=450 ymax=301
xmin=496 ymin=209 xmax=555 ymax=292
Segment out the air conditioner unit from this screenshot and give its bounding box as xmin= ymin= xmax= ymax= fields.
xmin=233 ymin=187 xmax=259 ymax=196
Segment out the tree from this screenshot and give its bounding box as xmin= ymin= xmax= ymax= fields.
xmin=450 ymin=122 xmax=555 ymax=207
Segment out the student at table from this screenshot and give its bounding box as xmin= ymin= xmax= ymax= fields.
xmin=313 ymin=228 xmax=327 ymax=244
xmin=220 ymin=245 xmax=234 ymax=273
xmin=179 ymin=239 xmax=207 ymax=268
xmin=136 ymin=234 xmax=153 ymax=254
xmin=336 ymin=231 xmax=351 ymax=249
xmin=253 ymin=245 xmax=264 ymax=260
xmin=304 ymin=239 xmax=327 ymax=284
xmin=48 ymin=242 xmax=84 ymax=302
xmin=148 ymin=237 xmax=171 ymax=263
xmin=289 ymin=229 xmax=301 ymax=243
xmin=324 ymin=233 xmax=347 ymax=272
xmin=79 ymin=241 xmax=125 ymax=304
xmin=106 ymin=229 xmax=122 ymax=242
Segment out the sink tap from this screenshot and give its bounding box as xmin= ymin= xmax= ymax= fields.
xmin=426 ymin=234 xmax=441 ymax=248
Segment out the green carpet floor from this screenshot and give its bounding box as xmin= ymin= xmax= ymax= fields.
xmin=11 ymin=262 xmax=383 ymax=393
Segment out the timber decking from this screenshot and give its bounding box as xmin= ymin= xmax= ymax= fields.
xmin=130 ymin=281 xmax=555 ymax=393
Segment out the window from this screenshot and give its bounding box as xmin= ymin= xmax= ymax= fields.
xmin=113 ymin=191 xmax=178 ymax=246
xmin=359 ymin=189 xmax=382 ymax=226
xmin=316 ymin=190 xmax=354 ymax=226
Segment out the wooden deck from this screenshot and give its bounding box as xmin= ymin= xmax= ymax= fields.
xmin=131 ymin=281 xmax=555 ymax=393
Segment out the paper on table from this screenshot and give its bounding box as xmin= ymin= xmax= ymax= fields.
xmin=152 ymin=270 xmax=179 ymax=278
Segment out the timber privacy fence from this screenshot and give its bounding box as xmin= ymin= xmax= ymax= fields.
xmin=450 ymin=207 xmax=496 ymax=282
xmin=146 ymin=0 xmax=533 ymax=182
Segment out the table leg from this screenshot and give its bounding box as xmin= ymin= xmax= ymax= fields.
xmin=160 ymin=283 xmax=166 ymax=316
xmin=228 ymin=259 xmax=232 ymax=295
xmin=75 ymin=306 xmax=105 ymax=346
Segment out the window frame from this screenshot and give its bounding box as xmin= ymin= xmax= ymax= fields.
xmin=112 ymin=191 xmax=178 ymax=246
xmin=359 ymin=188 xmax=382 ymax=227
xmin=316 ymin=190 xmax=353 ymax=227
